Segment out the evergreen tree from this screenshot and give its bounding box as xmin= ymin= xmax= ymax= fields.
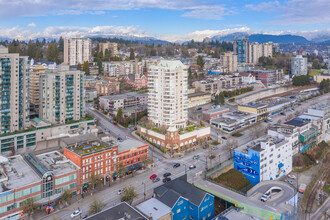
xmin=129 ymin=48 xmax=135 ymax=60
xmin=197 ymin=56 xmax=204 ymax=68
xmin=83 ymin=61 xmax=90 ymax=74
xmin=46 ymin=42 xmax=59 ymax=63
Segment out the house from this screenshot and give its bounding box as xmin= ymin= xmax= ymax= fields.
xmin=124 ymin=73 xmax=148 ymax=88
xmin=154 ymin=176 xmax=214 ymax=220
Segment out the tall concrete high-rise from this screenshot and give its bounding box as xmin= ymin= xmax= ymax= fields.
xmin=39 ymin=64 xmax=86 ymax=124
xmin=220 ymin=52 xmax=238 ymax=72
xmin=64 ymin=36 xmax=92 ymax=66
xmin=249 ymin=42 xmax=273 ymax=64
xmin=148 ymin=60 xmax=188 ymax=128
xmin=233 ymin=38 xmax=250 ymax=64
xmin=291 ymin=55 xmax=308 ymax=76
xmin=30 ymin=65 xmax=45 ymax=114
xmin=0 ymin=46 xmax=30 ymax=134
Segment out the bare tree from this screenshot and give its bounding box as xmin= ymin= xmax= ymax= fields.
xmin=120 ymin=185 xmax=138 ymax=205
xmin=88 ymin=199 xmax=105 ymax=215
xmin=207 ymin=147 xmax=216 ymax=168
xmin=248 ymin=125 xmax=264 ymax=139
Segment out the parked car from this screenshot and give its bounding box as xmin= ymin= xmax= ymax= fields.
xmin=285 ymin=179 xmax=294 ymax=185
xmin=150 ymin=174 xmax=157 ymax=179
xmin=82 ymin=215 xmax=88 ymax=219
xmin=280 ymin=112 xmax=285 ymax=116
xmin=113 ymin=122 xmax=118 ymax=125
xmin=196 ymin=107 xmax=202 ymax=111
xmin=117 ymin=137 xmax=123 ymax=141
xmin=173 ymin=163 xmax=181 ymax=168
xmin=163 ymin=177 xmax=171 ymax=183
xmin=71 ymin=209 xmax=82 ymax=218
xmin=193 ymin=155 xmax=200 ymax=160
xmin=260 ymin=193 xmax=271 ymax=202
xmin=117 ymin=189 xmax=122 ymax=195
xmin=152 ymin=177 xmax=160 ymax=183
xmin=189 ymin=165 xmax=196 ymax=170
xmin=212 ymin=146 xmax=218 ymax=150
xmin=221 ymin=136 xmax=227 ymax=140
xmin=287 ymin=174 xmax=296 ymax=179
xmin=163 ymin=172 xmax=171 ymax=177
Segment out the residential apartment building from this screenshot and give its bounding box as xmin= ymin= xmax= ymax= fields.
xmin=268 ymin=124 xmax=300 ymax=155
xmin=148 ymin=60 xmax=188 ymax=128
xmin=0 ymin=46 xmax=30 ymax=134
xmin=234 ymin=135 xmax=292 ymax=185
xmin=291 ymin=55 xmax=307 ymax=76
xmin=96 ymin=82 xmax=120 ymax=96
xmin=249 ymin=42 xmax=273 ymax=64
xmin=64 ymin=36 xmax=92 ymax=66
xmin=30 ymin=65 xmax=45 ymax=114
xmin=63 ymin=135 xmax=148 ymax=183
xmin=99 ymin=41 xmax=118 ymax=57
xmin=233 ymin=38 xmax=250 ymax=64
xmin=219 ymin=52 xmax=238 ymax=73
xmin=188 ymin=92 xmax=212 ymax=108
xmin=39 ymin=64 xmax=85 ymax=125
xmin=192 ymin=76 xmax=243 ymax=95
xmin=123 ymin=74 xmax=148 ymax=88
xmin=99 ymin=92 xmax=148 ymax=113
xmin=102 ymin=61 xmax=143 ymax=77
xmin=0 ymin=151 xmax=80 ymax=219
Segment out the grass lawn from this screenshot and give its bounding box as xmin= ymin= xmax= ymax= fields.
xmin=213 ymin=168 xmax=251 ymax=191
xmin=309 ymin=69 xmax=322 ymax=76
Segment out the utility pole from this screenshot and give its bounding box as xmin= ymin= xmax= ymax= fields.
xmin=142 ymin=182 xmax=146 ymax=200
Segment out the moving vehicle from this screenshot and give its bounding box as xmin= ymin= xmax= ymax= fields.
xmin=299 ymin=184 xmax=307 ymax=194
xmin=287 ymin=174 xmax=296 ymax=179
xmin=163 ymin=177 xmax=171 ymax=183
xmin=193 ymin=155 xmax=200 ymax=160
xmin=173 ymin=163 xmax=181 ymax=168
xmin=71 ymin=209 xmax=82 ymax=218
xmin=189 ymin=165 xmax=196 ymax=170
xmin=163 ymin=172 xmax=171 ymax=177
xmin=152 ymin=177 xmax=160 ymax=183
xmin=150 ymin=174 xmax=157 ymax=179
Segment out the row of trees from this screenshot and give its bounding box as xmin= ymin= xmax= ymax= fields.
xmin=319 ymin=79 xmax=330 ymax=93
xmin=292 ymin=75 xmax=310 ymax=86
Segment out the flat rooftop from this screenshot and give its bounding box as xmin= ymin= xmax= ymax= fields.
xmin=260 ymin=97 xmax=295 ymax=108
xmin=36 ymin=151 xmax=79 ymax=176
xmin=86 ymin=202 xmax=148 ymax=220
xmin=203 ymin=107 xmax=229 ymax=115
xmin=211 ymin=117 xmax=237 ymax=125
xmin=188 ymin=92 xmax=210 ymax=98
xmin=285 ymin=118 xmax=309 ymax=127
xmin=0 ymin=155 xmax=40 ymax=193
xmin=136 ymin=198 xmax=171 ymax=219
xmin=308 ymin=102 xmax=330 ymax=111
xmin=100 ymin=92 xmax=147 ymax=101
xmin=236 ymin=135 xmax=286 ymax=154
xmin=64 ymin=137 xmax=116 ymax=156
xmin=223 ymin=111 xmax=257 ymax=120
xmin=240 ymin=102 xmax=267 ymax=109
xmin=117 ymin=137 xmax=147 ymax=152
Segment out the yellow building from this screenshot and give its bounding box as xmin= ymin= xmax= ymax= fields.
xmin=238 ymin=102 xmax=268 ymax=121
xmin=188 ymin=92 xmax=212 ymax=108
xmin=314 ymin=74 xmax=330 ymax=83
xmin=30 ymin=65 xmax=45 ymax=114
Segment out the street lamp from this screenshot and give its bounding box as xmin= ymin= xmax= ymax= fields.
xmin=142 ymin=182 xmax=146 ymax=201
xmin=183 ymin=164 xmax=187 ymax=174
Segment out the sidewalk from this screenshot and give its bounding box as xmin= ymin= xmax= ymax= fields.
xmin=33 ymin=167 xmax=155 ymax=220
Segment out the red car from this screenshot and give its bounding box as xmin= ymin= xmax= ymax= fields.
xmin=150 ymin=174 xmax=157 ymax=179
xmin=113 ymin=122 xmax=118 ymax=125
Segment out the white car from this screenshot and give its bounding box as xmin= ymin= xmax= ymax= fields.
xmin=288 ymin=174 xmax=296 ymax=179
xmin=260 ymin=193 xmax=271 ymax=202
xmin=71 ymin=209 xmax=82 ymax=218
xmin=117 ymin=189 xmax=122 ymax=195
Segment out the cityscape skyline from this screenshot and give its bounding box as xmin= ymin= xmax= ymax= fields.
xmin=1 ymin=0 xmax=330 ymax=42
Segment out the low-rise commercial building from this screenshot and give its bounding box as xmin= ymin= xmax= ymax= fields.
xmin=63 ymin=135 xmax=148 ymax=183
xmin=234 ymin=135 xmax=292 ymax=185
xmin=188 ymin=92 xmax=212 ymax=108
xmin=136 ymin=198 xmax=172 ymax=220
xmin=0 ymin=151 xmax=80 ymax=219
xmin=238 ymin=102 xmax=268 ymax=121
xmin=260 ymin=97 xmax=296 ymax=116
xmin=314 ymin=74 xmax=330 ymax=83
xmin=268 ymin=124 xmax=300 ymax=155
xmin=202 ymin=107 xmax=230 ymax=122
xmin=210 ymin=111 xmax=257 ymax=133
xmin=99 ymin=92 xmax=148 ymax=113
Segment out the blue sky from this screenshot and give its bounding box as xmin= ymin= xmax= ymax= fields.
xmin=0 ymin=0 xmax=330 ymax=42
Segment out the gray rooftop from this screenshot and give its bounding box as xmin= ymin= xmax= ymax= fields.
xmin=236 ymin=135 xmax=287 ymax=154
xmin=136 ymin=198 xmax=171 ymax=219
xmin=188 ymin=92 xmax=210 ymax=98
xmin=62 ymin=134 xmax=99 ymax=146
xmin=154 ymin=176 xmax=209 ymax=207
xmin=211 ymin=117 xmax=237 ymax=125
xmin=117 ymin=137 xmax=147 ymax=152
xmin=240 ymin=102 xmax=267 ymax=109
xmin=0 ymin=155 xmax=40 ymax=193
xmin=100 ymin=92 xmax=147 ymax=101
xmin=203 ymin=107 xmax=230 ymax=115
xmin=86 ymin=202 xmax=148 ymax=220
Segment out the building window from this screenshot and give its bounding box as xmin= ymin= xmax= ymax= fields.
xmin=208 ymin=213 xmax=211 ymax=217
xmin=177 ymin=209 xmax=180 ymax=213
xmin=178 ymin=200 xmax=183 ymax=205
xmin=189 ymin=205 xmax=193 ymax=210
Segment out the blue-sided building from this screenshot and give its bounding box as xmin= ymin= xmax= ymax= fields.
xmin=154 ymin=175 xmax=214 ymax=220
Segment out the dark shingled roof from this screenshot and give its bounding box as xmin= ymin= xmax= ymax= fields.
xmin=154 ymin=176 xmax=208 ymax=207
xmin=284 ymin=118 xmax=308 ymax=127
xmin=86 ymin=202 xmax=148 ymax=220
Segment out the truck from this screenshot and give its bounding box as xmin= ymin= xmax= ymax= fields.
xmin=299 ymin=184 xmax=307 ymax=193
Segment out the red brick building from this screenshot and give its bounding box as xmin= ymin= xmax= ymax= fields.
xmin=96 ymin=82 xmax=120 ymax=96
xmin=202 ymin=107 xmax=230 ymax=122
xmin=62 ymin=134 xmax=148 ymax=184
xmin=124 ymin=74 xmax=147 ymax=88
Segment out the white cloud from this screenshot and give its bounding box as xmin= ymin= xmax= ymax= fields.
xmin=246 ymin=0 xmax=330 ymax=24
xmin=28 ymin=22 xmax=37 ymax=27
xmin=182 ymin=5 xmax=227 ymax=20
xmin=0 ymin=0 xmax=230 ymax=20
